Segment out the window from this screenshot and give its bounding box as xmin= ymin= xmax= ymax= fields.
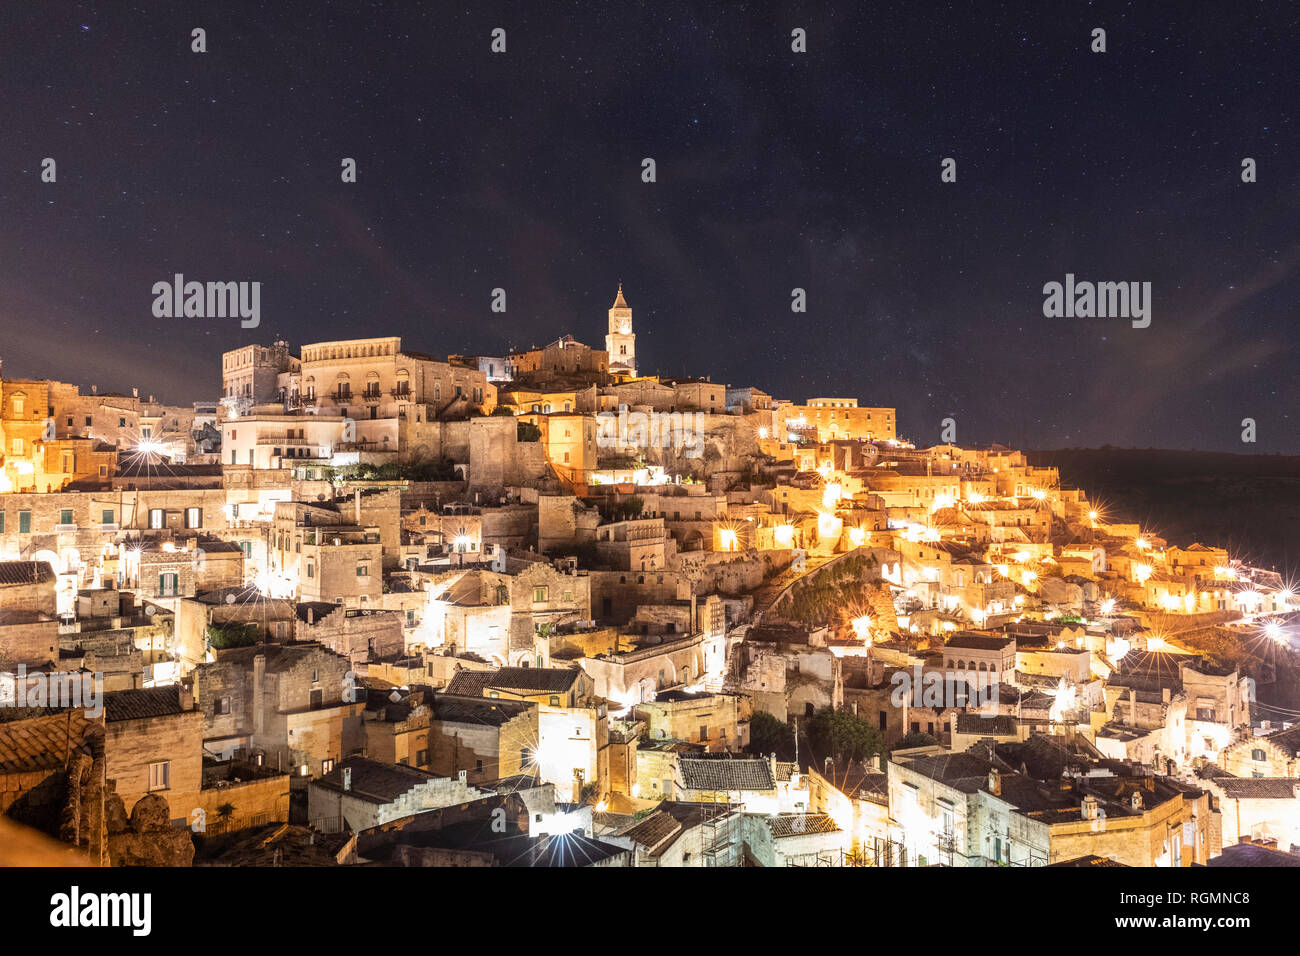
xmin=149 ymin=509 xmax=164 ymax=529
xmin=12 ymin=396 xmax=23 ymax=416
xmin=0 ymin=513 xmax=4 ymax=533
xmin=416 ymin=749 xmax=428 ymax=766
xmin=119 ymin=417 xmax=126 ymax=427
xmin=533 ymin=586 xmax=549 ymax=602
xmin=215 ymin=697 xmax=231 ymax=715
xmin=59 ymin=509 xmax=73 ymax=525
xmin=84 ymin=416 xmax=92 ymax=427
xmin=1252 ymin=748 xmax=1266 ymax=761
xmin=183 ymin=507 xmax=202 ymax=529
xmin=159 ymin=573 xmax=179 ymax=596
xmin=147 ymin=761 xmax=171 ymax=791
xmin=549 ymin=695 xmax=559 ymax=706
xmin=18 ymin=511 xmax=31 ymax=534
xmin=10 ymin=438 xmax=23 ymax=455
xmin=475 ymin=759 xmax=483 ymax=773
xmin=102 ymin=509 xmax=114 ymax=525
xmin=699 ymin=725 xmax=709 ymax=742
xmin=356 ymin=564 xmax=369 ymax=577
xmin=306 ymin=563 xmax=314 ymax=578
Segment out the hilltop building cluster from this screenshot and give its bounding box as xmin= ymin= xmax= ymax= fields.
xmin=0 ymin=287 xmax=1296 ymax=867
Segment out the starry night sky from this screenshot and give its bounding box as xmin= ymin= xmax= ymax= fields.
xmin=0 ymin=2 xmax=1296 ymax=452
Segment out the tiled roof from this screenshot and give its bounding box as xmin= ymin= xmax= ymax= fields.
xmin=104 ymin=686 xmax=188 ymax=722
xmin=295 ymin=602 xmax=339 ymax=624
xmin=312 ymin=756 xmax=439 ymax=804
xmin=431 ymin=693 xmax=535 ymax=726
xmin=621 ymin=810 xmax=681 ymax=852
xmin=815 ymin=758 xmax=888 ymax=803
xmin=1215 ymin=777 xmax=1299 ymax=800
xmin=1207 ymin=843 xmax=1300 ymax=868
xmin=944 ymin=634 xmax=1014 ymax=651
xmin=487 ymin=667 xmax=581 ymax=694
xmin=0 ymin=562 xmax=55 ymax=587
xmin=679 ymin=756 xmax=774 ymax=792
xmin=1257 ymin=724 xmax=1300 ymax=755
xmin=955 ymin=713 xmax=1019 ymax=736
xmin=765 ymin=813 xmax=840 ymax=838
xmin=901 ymin=752 xmax=994 ymax=791
xmin=444 ymin=670 xmax=498 ymax=696
xmin=0 ymin=711 xmax=99 ymax=773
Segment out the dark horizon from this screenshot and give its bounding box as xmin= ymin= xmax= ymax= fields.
xmin=1 ymin=1 xmax=1296 ymax=452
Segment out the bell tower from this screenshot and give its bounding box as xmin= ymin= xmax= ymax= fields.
xmin=606 ymin=282 xmax=637 ymax=378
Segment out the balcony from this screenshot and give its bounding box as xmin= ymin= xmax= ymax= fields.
xmin=256 ymin=435 xmax=317 ymax=446
xmin=389 ymin=387 xmax=412 ymax=399
xmin=330 ymin=391 xmax=353 ymax=402
xmin=360 ymin=390 xmax=383 ymax=403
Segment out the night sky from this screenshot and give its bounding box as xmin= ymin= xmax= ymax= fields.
xmin=1 ymin=2 xmax=1296 ymax=452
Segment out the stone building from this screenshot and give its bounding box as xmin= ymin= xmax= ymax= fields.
xmin=192 ymin=643 xmax=363 ymax=777
xmin=103 ymin=685 xmax=204 ymax=826
xmin=307 ymin=755 xmax=484 ymax=833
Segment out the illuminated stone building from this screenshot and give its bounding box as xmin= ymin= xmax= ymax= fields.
xmin=605 ymin=283 xmax=637 ymax=379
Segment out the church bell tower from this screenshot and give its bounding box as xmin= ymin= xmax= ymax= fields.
xmin=606 ymin=282 xmax=637 ymax=378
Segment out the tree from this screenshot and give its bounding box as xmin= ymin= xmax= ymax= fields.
xmin=517 ymin=421 xmax=542 ymax=442
xmin=805 ymin=708 xmax=883 ymax=764
xmin=748 ymin=711 xmax=795 ymax=760
xmin=206 ymin=622 xmax=259 ymax=650
xmin=892 ymin=731 xmax=938 ymax=753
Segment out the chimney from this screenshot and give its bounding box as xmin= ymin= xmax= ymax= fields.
xmin=307 ymin=606 xmax=314 ymax=626
xmin=1081 ymin=794 xmax=1099 ymax=820
xmin=253 ymin=653 xmax=266 ymax=736
xmin=874 ymin=753 xmax=883 ymax=772
xmin=342 ymin=766 xmax=352 ymax=791
xmin=988 ymin=768 xmax=1001 ymax=796
xmin=1162 ymin=687 xmax=1171 ymax=704
xmin=354 ymin=489 xmax=361 ymax=526
xmin=1130 ymin=790 xmax=1143 ymax=810
xmin=132 ymin=387 xmax=139 ymax=398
